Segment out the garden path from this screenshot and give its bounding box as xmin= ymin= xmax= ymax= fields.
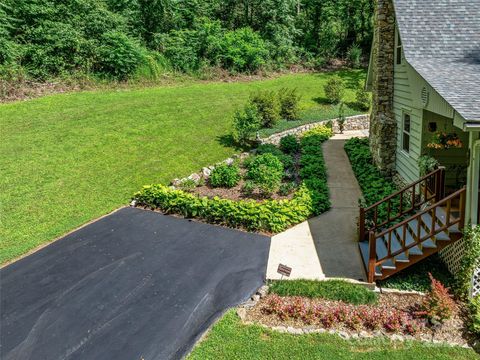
xmin=267 ymin=130 xmax=368 ymax=281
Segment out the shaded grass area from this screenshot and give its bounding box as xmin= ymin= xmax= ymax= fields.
xmin=268 ymin=280 xmax=378 ymax=305
xmin=188 ymin=310 xmax=477 ymax=360
xmin=377 ymin=255 xmax=456 ymax=293
xmin=0 ymin=70 xmax=365 ymax=264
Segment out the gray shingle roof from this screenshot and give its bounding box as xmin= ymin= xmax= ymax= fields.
xmin=393 ymin=0 xmax=480 ymax=121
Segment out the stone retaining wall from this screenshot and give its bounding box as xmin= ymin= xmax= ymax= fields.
xmin=261 ymin=114 xmax=370 ymax=145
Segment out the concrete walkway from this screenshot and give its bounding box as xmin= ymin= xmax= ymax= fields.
xmin=267 ymin=131 xmax=366 ymax=281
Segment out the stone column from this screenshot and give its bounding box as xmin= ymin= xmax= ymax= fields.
xmin=370 ymin=0 xmax=396 ymax=176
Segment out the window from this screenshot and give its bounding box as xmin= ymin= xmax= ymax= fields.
xmin=402 ymin=113 xmax=411 ymax=152
xmin=396 ymin=32 xmax=403 ymax=65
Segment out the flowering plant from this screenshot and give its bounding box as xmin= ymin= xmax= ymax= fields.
xmin=427 ymin=131 xmax=463 ymax=149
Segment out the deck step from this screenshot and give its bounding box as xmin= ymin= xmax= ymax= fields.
xmin=379 ymin=234 xmax=409 ymax=262
xmin=434 ymin=207 xmax=461 ymax=233
xmin=359 ymin=241 xmax=382 ymax=277
xmin=420 ymin=213 xmax=451 ymax=241
xmin=393 ymin=228 xmax=423 ymax=255
xmin=407 ymin=218 xmax=429 ymax=239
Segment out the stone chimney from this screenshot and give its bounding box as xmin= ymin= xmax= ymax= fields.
xmin=370 ymin=0 xmax=396 ymax=176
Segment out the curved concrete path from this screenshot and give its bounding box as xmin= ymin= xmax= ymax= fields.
xmin=1 ymin=208 xmax=270 ymax=360
xmin=267 ymin=131 xmax=367 ymax=281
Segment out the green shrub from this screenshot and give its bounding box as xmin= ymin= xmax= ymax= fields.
xmin=324 ymin=76 xmax=345 ymax=104
xmin=232 ymin=104 xmax=261 ymax=145
xmin=268 ymin=279 xmax=378 ymax=305
xmin=347 ymin=44 xmax=362 ymax=68
xmin=97 ymin=31 xmax=145 ymax=80
xmin=241 ymin=180 xmax=255 ymax=196
xmin=355 ymin=83 xmax=371 ymax=111
xmin=455 ymin=225 xmax=480 ymax=299
xmin=279 ymin=182 xmax=296 ymax=196
xmin=337 ymin=102 xmax=346 ymax=134
xmin=134 ymin=183 xmax=316 ymax=233
xmin=344 ymin=137 xmax=399 ymax=224
xmin=469 ymin=295 xmax=480 ymax=337
xmin=278 ymin=88 xmax=301 ymax=120
xmin=221 ymin=27 xmax=269 ymax=72
xmin=209 ymin=163 xmax=241 ymax=188
xmin=255 ymin=144 xmax=294 ymax=171
xmin=246 ymin=154 xmax=284 ymax=196
xmin=249 ymin=90 xmax=280 ymax=128
xmin=279 ymin=135 xmax=300 ymax=154
xmin=178 ymin=178 xmax=197 ymax=191
xmin=301 ymin=125 xmax=333 ymax=142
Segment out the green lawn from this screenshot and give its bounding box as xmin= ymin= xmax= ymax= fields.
xmin=188 ymin=311 xmax=478 ymax=360
xmin=0 ymin=70 xmax=365 ymax=264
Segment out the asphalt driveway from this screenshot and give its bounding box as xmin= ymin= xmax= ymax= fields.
xmin=0 ymin=207 xmax=270 ymax=360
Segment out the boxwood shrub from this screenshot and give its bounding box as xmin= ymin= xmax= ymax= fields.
xmin=134 ymin=132 xmax=331 ymax=233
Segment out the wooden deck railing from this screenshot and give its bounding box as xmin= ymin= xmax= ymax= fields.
xmin=359 ymin=167 xmax=445 ymax=241
xmin=367 ymin=187 xmax=466 ymax=282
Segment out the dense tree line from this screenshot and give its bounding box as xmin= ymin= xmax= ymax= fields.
xmin=0 ymin=0 xmax=374 ymax=80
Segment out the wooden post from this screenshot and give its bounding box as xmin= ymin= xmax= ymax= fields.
xmin=436 ymin=167 xmax=446 ymax=203
xmin=359 ymin=207 xmax=366 ymax=242
xmin=368 ymin=231 xmax=377 ymax=283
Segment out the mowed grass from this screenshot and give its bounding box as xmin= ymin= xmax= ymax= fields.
xmin=268 ymin=279 xmax=378 ymax=305
xmin=188 ymin=311 xmax=478 ymax=360
xmin=0 ymin=70 xmax=365 ymax=264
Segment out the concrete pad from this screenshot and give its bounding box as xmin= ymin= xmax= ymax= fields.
xmin=332 ymin=129 xmax=369 ymax=140
xmin=266 ymin=221 xmax=324 ymax=280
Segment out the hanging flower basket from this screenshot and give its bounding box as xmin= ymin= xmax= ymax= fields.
xmin=427 ymin=131 xmax=463 ymax=149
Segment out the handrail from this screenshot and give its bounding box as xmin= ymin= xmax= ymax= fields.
xmin=359 ymin=167 xmax=445 ymax=241
xmin=366 ymin=187 xmax=466 ymax=282
xmin=363 ymin=168 xmax=444 ymax=212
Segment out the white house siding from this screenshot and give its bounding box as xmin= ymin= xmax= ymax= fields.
xmin=393 ymin=28 xmax=422 ymax=183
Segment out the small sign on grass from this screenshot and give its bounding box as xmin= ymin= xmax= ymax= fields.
xmin=277 ymin=264 xmax=292 ymax=278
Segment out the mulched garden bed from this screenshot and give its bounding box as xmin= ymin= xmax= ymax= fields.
xmin=243 ymin=293 xmax=474 ymax=347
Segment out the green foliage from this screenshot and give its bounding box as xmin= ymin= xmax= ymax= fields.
xmin=469 ymin=295 xmax=480 ymax=336
xmin=134 ymin=183 xmax=315 ymax=233
xmin=97 ymin=31 xmax=145 ymax=79
xmin=241 ymin=180 xmax=255 ymax=196
xmin=347 ymin=44 xmax=362 ymax=68
xmin=455 ymin=225 xmax=480 ymax=299
xmin=417 ymin=155 xmax=440 ymax=177
xmin=249 ymin=90 xmax=280 ymax=128
xmin=344 ymin=137 xmax=399 ymax=223
xmin=278 ymin=88 xmax=301 ymax=121
xmin=134 ymin=126 xmax=331 ymax=233
xmin=324 ymin=76 xmax=345 ymax=104
xmin=337 ymin=102 xmax=346 ymax=134
xmin=255 ymin=143 xmax=294 ymax=172
xmin=355 ymin=83 xmax=371 ymax=111
xmin=377 ymin=255 xmax=455 ymax=292
xmin=232 ymin=104 xmax=261 ymax=145
xmin=268 ymin=279 xmax=378 ymax=305
xmin=301 ymin=125 xmax=333 ymax=142
xmin=209 ymin=163 xmax=241 ymax=188
xmin=278 ymin=182 xmax=296 ymax=196
xmin=246 ymin=154 xmax=284 ymax=196
xmin=279 ymin=135 xmax=300 ymax=154
xmin=221 ymin=27 xmax=269 ymax=72
xmin=178 ymin=178 xmax=197 ymax=192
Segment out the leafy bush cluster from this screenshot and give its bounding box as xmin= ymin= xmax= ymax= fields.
xmin=344 ymin=137 xmax=399 ymax=223
xmin=1 ymin=1 xmax=374 ymax=80
xmin=209 ymin=163 xmax=241 ymax=188
xmin=245 ymin=154 xmax=284 ymax=196
xmin=268 ymin=279 xmax=378 ymax=305
xmin=263 ymin=294 xmax=424 ymax=335
xmin=134 ymin=131 xmax=332 ymax=233
xmin=233 ymin=88 xmax=301 ymax=144
xmin=469 ymin=295 xmax=480 ymax=336
xmin=355 ymin=83 xmax=371 ymax=111
xmin=279 ymin=135 xmax=300 ymax=154
xmin=255 ymin=144 xmax=295 ymax=173
xmin=301 ymin=125 xmax=334 ymax=142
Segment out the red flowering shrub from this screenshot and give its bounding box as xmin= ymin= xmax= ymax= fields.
xmin=261 ymin=295 xmax=424 ymax=335
xmin=420 ymin=273 xmax=456 ymax=324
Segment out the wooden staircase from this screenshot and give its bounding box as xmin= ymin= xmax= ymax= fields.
xmin=358 ymin=168 xmax=466 ymax=283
